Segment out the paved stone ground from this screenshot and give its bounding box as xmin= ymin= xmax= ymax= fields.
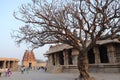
xmin=0 ymin=70 xmax=120 ymax=80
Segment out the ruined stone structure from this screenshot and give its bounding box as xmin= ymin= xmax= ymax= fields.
xmin=22 ymin=50 xmax=36 ymax=68
xmin=0 ymin=58 xmax=19 ymax=71
xmin=45 ymin=39 xmax=120 ymax=73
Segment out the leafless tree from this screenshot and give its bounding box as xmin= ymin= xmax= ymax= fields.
xmin=12 ymin=0 xmax=120 ymax=80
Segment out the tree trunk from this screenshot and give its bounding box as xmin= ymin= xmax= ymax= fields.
xmin=76 ymin=51 xmax=95 ymax=80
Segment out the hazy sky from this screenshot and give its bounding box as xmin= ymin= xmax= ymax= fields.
xmin=0 ymin=0 xmax=50 ymax=64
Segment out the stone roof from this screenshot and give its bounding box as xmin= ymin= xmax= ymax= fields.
xmin=45 ymin=44 xmax=73 ymax=55
xmin=96 ymin=39 xmax=120 ymax=45
xmin=0 ymin=58 xmax=19 ymax=61
xmin=45 ymin=39 xmax=120 ymax=55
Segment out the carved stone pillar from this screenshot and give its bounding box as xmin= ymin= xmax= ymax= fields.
xmin=72 ymin=49 xmax=79 ymax=65
xmin=13 ymin=61 xmax=17 ymax=70
xmin=55 ymin=54 xmax=59 ymax=65
xmin=107 ymin=44 xmax=116 ymax=63
xmin=8 ymin=61 xmax=10 ymax=68
xmin=63 ymin=49 xmax=68 ymax=65
xmin=3 ymin=61 xmax=6 ymax=69
xmin=49 ymin=56 xmax=52 ymax=65
xmin=51 ymin=55 xmax=53 ymax=65
xmin=6 ymin=61 xmax=8 ymax=68
xmin=93 ymin=47 xmax=101 ymax=64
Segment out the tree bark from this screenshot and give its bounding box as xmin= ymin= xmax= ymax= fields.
xmin=76 ymin=51 xmax=94 ymax=80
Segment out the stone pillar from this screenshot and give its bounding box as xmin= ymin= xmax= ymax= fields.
xmin=13 ymin=61 xmax=18 ymax=70
xmin=72 ymin=49 xmax=79 ymax=65
xmin=13 ymin=61 xmax=15 ymax=68
xmin=107 ymin=44 xmax=116 ymax=63
xmin=49 ymin=56 xmax=52 ymax=65
xmin=63 ymin=50 xmax=68 ymax=65
xmin=56 ymin=53 xmax=60 ymax=65
xmin=55 ymin=54 xmax=58 ymax=65
xmin=51 ymin=54 xmax=55 ymax=65
xmin=5 ymin=61 xmax=7 ymax=68
xmin=72 ymin=55 xmax=77 ymax=65
xmin=3 ymin=61 xmax=6 ymax=69
xmin=93 ymin=47 xmax=101 ymax=64
xmin=12 ymin=61 xmax=15 ymax=68
xmin=8 ymin=61 xmax=10 ymax=68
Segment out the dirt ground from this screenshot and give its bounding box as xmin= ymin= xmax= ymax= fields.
xmin=0 ymin=70 xmax=120 ymax=80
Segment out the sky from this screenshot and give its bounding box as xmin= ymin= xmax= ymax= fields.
xmin=0 ymin=0 xmax=50 ymax=64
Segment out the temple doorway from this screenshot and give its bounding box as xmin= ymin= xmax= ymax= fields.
xmin=29 ymin=63 xmax=32 ymax=68
xmin=99 ymin=45 xmax=109 ymax=63
xmin=58 ymin=51 xmax=64 ymax=65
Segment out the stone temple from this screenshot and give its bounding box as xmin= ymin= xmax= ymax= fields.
xmin=0 ymin=58 xmax=19 ymax=71
xmin=45 ymin=38 xmax=120 ymax=73
xmin=22 ymin=50 xmax=36 ymax=68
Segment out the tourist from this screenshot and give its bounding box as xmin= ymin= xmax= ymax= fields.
xmin=25 ymin=67 xmax=29 ymax=74
xmin=7 ymin=68 xmax=12 ymax=77
xmin=5 ymin=68 xmax=8 ymax=77
xmin=44 ymin=67 xmax=47 ymax=72
xmin=21 ymin=66 xmax=25 ymax=74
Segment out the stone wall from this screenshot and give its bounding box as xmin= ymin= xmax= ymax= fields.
xmin=89 ymin=64 xmax=120 ymax=73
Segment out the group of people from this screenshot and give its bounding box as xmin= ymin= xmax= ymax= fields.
xmin=20 ymin=66 xmax=30 ymax=74
xmin=20 ymin=65 xmax=47 ymax=74
xmin=0 ymin=68 xmax=12 ymax=77
xmin=37 ymin=66 xmax=47 ymax=72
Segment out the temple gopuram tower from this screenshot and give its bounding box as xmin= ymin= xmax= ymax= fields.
xmin=22 ymin=50 xmax=36 ymax=68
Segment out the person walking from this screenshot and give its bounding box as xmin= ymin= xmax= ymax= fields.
xmin=7 ymin=68 xmax=12 ymax=77
xmin=21 ymin=66 xmax=25 ymax=74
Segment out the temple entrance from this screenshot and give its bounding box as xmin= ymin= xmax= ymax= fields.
xmin=29 ymin=63 xmax=32 ymax=68
xmin=87 ymin=49 xmax=95 ymax=64
xmin=58 ymin=52 xmax=64 ymax=65
xmin=68 ymin=49 xmax=73 ymax=65
xmin=99 ymin=45 xmax=109 ymax=63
